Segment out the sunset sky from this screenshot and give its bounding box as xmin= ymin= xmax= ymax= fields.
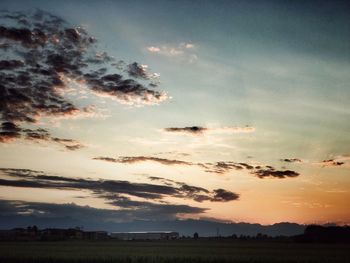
xmin=0 ymin=0 xmax=349 ymax=227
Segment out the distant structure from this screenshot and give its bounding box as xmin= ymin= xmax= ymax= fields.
xmin=110 ymin=231 xmax=179 ymax=240
xmin=0 ymin=227 xmax=108 ymax=241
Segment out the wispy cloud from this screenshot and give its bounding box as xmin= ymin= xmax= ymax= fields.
xmin=320 ymin=159 xmax=344 ymax=167
xmin=280 ymin=158 xmax=303 ymax=163
xmin=0 ymin=121 xmax=84 ymax=150
xmin=146 ymin=42 xmax=198 ymax=63
xmin=163 ymin=126 xmax=255 ymax=136
xmin=94 ymin=155 xmax=300 ymax=179
xmin=51 ymin=137 xmax=84 ymax=151
xmin=314 ymin=155 xmax=350 ymax=168
xmin=93 ymin=156 xmax=193 ymax=166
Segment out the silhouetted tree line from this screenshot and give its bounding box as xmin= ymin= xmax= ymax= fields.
xmin=294 ymin=225 xmax=350 ymax=243
xmin=190 ymin=225 xmax=350 ymax=243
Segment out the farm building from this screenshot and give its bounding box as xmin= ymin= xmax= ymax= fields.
xmin=0 ymin=227 xmax=108 ymax=241
xmin=110 ymin=231 xmax=179 ymax=240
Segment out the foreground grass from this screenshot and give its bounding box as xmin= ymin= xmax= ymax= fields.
xmin=0 ymin=240 xmax=349 ymax=263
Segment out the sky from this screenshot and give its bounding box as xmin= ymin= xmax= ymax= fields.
xmin=0 ymin=0 xmax=349 ymax=227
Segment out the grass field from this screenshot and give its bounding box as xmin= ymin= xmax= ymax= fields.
xmin=0 ymin=240 xmax=349 ymax=263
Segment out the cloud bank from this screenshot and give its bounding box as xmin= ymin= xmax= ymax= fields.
xmin=94 ymin=156 xmax=300 ymax=179
xmin=0 ymin=199 xmax=204 ymax=222
xmin=0 ymin=168 xmax=239 ymax=204
xmin=0 ymin=10 xmax=168 ymax=146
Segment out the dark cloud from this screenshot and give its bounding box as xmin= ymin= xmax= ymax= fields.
xmin=321 ymin=159 xmax=344 ymax=167
xmin=23 ymin=128 xmax=50 ymax=140
xmin=64 ymin=144 xmax=84 ymax=151
xmin=85 ymin=73 xmax=166 ymax=105
xmin=146 ymin=176 xmax=232 ymax=202
xmin=106 ymin=196 xmax=207 ymax=216
xmin=164 ymin=126 xmax=208 ymax=135
xmin=0 ymin=121 xmax=83 ymax=150
xmin=0 ymin=199 xmax=206 ymax=222
xmin=147 ymin=176 xmax=178 ymax=186
xmin=203 ymin=162 xmax=245 ymax=174
xmin=0 ymin=168 xmax=239 ymax=204
xmin=0 ymin=9 xmax=167 ymax=145
xmin=94 ymin=155 xmax=300 ymax=179
xmin=93 ymin=156 xmax=246 ymax=175
xmin=238 ymin=163 xmax=255 ymax=170
xmin=212 ymin=189 xmax=239 ymax=202
xmin=127 ymin=62 xmax=149 ymax=79
xmin=93 ymin=156 xmax=244 ymax=176
xmin=0 ymin=60 xmax=24 ymax=70
xmin=252 ymin=167 xmax=299 ymax=179
xmin=93 ymin=156 xmax=193 ymax=166
xmin=201 ymin=161 xmax=300 ymax=179
xmin=280 ymin=158 xmax=302 ymax=163
xmin=0 ymin=121 xmax=21 ymax=142
xmin=163 ymin=126 xmax=255 ymax=135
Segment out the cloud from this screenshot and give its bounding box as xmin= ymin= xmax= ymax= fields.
xmin=0 ymin=9 xmax=168 ymax=144
xmin=0 ymin=121 xmax=84 ymax=150
xmin=147 ymin=46 xmax=161 ymax=52
xmin=125 ymin=62 xmax=161 ymax=87
xmin=146 ymin=42 xmax=197 ymax=62
xmin=212 ymin=189 xmax=239 ymax=202
xmin=0 ymin=168 xmax=239 ymax=204
xmin=318 ymin=155 xmax=350 ymax=168
xmin=93 ymin=156 xmax=193 ymax=166
xmin=163 ymin=126 xmax=255 ymax=135
xmin=0 ymin=199 xmax=206 ymax=222
xmin=252 ymin=167 xmax=299 ymax=179
xmin=106 ymin=196 xmax=207 ymax=216
xmin=0 ymin=121 xmax=21 ymax=142
xmin=85 ymin=73 xmax=167 ymax=106
xmin=94 ymin=155 xmax=300 ymax=179
xmin=320 ymin=159 xmax=344 ymax=167
xmin=210 ymin=126 xmax=255 ymax=134
xmin=0 ymin=59 xmax=24 ymax=70
xmin=203 ymin=162 xmax=245 ymax=174
xmin=164 ymin=126 xmax=208 ymax=135
xmin=51 ymin=137 xmax=84 ymax=151
xmin=23 ymin=128 xmax=51 ymax=141
xmin=153 ymin=151 xmax=191 ymax=157
xmin=127 ymin=62 xmax=149 ymax=80
xmin=203 ymin=161 xmax=299 ymax=179
xmin=280 ymin=158 xmax=303 ymax=163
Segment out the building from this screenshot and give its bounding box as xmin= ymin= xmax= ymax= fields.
xmin=110 ymin=231 xmax=179 ymax=240
xmin=41 ymin=228 xmax=83 ymax=240
xmin=0 ymin=227 xmax=109 ymax=241
xmin=83 ymin=231 xmax=108 ymax=240
xmin=0 ymin=227 xmax=41 ymax=241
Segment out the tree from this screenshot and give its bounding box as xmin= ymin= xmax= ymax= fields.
xmin=193 ymin=232 xmax=199 ymax=239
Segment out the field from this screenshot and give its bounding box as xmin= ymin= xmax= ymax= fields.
xmin=0 ymin=240 xmax=349 ymax=263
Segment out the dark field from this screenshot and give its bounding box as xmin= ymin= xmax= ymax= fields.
xmin=0 ymin=240 xmax=349 ymax=263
